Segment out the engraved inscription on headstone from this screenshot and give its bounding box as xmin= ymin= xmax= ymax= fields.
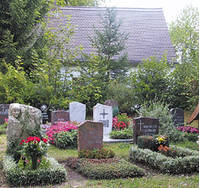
xmin=93 ymin=103 xmax=112 ymax=139
xmin=78 ymin=121 xmax=103 ymax=151
xmin=170 ymin=108 xmax=184 ymax=127
xmin=133 ymin=117 xmax=159 ymax=144
xmin=0 ymin=104 xmax=10 ymax=124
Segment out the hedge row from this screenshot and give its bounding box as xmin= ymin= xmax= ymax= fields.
xmin=3 ymin=156 xmax=67 ymax=186
xmin=66 ymin=157 xmax=145 ymax=179
xmin=129 ymin=146 xmax=199 ymax=174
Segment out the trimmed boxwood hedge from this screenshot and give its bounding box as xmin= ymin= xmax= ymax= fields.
xmin=129 ymin=146 xmax=199 ymax=174
xmin=66 ymin=157 xmax=145 ymax=179
xmin=3 ymin=156 xmax=67 ymax=186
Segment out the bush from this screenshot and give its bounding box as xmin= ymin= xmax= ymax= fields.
xmin=66 ymin=157 xmax=145 ymax=179
xmin=184 ymin=132 xmax=198 ymax=142
xmin=78 ymin=148 xmax=115 ymax=159
xmin=130 ymin=146 xmax=199 ymax=174
xmin=3 ymin=156 xmax=67 ymax=186
xmin=112 ymin=113 xmax=131 ymax=130
xmin=54 ymin=130 xmax=77 ymax=149
xmin=110 ymin=128 xmax=133 ymax=139
xmin=137 ymin=136 xmax=155 ymax=150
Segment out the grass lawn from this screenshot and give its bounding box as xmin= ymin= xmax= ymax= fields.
xmin=1 ymin=133 xmax=199 ymax=187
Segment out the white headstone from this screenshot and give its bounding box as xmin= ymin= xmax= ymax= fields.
xmin=93 ymin=103 xmax=112 ymax=138
xmin=69 ymin=102 xmax=86 ymax=123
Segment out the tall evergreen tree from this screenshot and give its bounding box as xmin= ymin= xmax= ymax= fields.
xmin=90 ymin=8 xmax=130 ymax=80
xmin=0 ymin=0 xmax=51 ymax=72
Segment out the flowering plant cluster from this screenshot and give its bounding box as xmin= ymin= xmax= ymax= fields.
xmin=177 ymin=126 xmax=199 ymax=134
xmin=112 ymin=113 xmax=131 ymax=130
xmin=19 ymin=136 xmax=48 ymax=170
xmin=46 ymin=121 xmax=78 ymax=144
xmin=155 ymin=135 xmax=168 ymax=146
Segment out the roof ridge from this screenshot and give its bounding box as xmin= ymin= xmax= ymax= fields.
xmin=59 ymin=6 xmax=163 ymax=11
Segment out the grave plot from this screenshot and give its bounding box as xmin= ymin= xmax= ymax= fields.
xmin=130 ymin=144 xmax=199 ymax=174
xmin=66 ymin=120 xmax=145 ymax=179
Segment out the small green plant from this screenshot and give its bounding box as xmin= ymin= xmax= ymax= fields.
xmin=54 ymin=130 xmax=77 ymax=149
xmin=78 ymin=148 xmax=115 ymax=159
xmin=110 ymin=128 xmax=133 ymax=139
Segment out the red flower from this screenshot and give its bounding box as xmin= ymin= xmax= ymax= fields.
xmin=42 ymin=138 xmax=48 ymax=143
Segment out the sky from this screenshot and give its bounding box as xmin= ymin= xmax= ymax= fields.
xmin=101 ymin=0 xmax=199 ymax=24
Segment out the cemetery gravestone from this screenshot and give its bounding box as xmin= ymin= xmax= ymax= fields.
xmin=51 ymin=110 xmax=70 ymax=125
xmin=170 ymin=108 xmax=184 ymax=127
xmin=78 ymin=120 xmax=103 ymax=151
xmin=7 ymin=103 xmax=42 ymax=153
xmin=133 ymin=117 xmax=159 ymax=144
xmin=0 ymin=104 xmax=9 ymax=124
xmin=40 ymin=104 xmax=49 ymax=124
xmin=69 ymin=102 xmax=86 ymax=123
xmin=104 ymin=99 xmax=119 ymax=117
xmin=93 ymin=103 xmax=112 ymax=138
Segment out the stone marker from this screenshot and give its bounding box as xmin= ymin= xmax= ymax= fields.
xmin=78 ymin=120 xmax=103 ymax=151
xmin=93 ymin=103 xmax=112 ymax=138
xmin=69 ymin=102 xmax=86 ymax=123
xmin=104 ymin=99 xmax=119 ymax=117
xmin=170 ymin=108 xmax=184 ymax=127
xmin=51 ymin=110 xmax=70 ymax=125
xmin=0 ymin=104 xmax=9 ymax=124
xmin=40 ymin=104 xmax=49 ymax=124
xmin=133 ymin=117 xmax=159 ymax=144
xmin=7 ymin=103 xmax=42 ymax=152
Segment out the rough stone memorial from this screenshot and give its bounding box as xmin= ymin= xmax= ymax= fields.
xmin=93 ymin=103 xmax=112 ymax=139
xmin=170 ymin=108 xmax=184 ymax=127
xmin=51 ymin=110 xmax=69 ymax=125
xmin=0 ymin=104 xmax=9 ymax=124
xmin=69 ymin=102 xmax=86 ymax=123
xmin=133 ymin=117 xmax=159 ymax=144
xmin=78 ymin=120 xmax=103 ymax=151
xmin=7 ymin=103 xmax=42 ymax=151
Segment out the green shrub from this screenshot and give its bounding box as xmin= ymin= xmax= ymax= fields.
xmin=78 ymin=148 xmax=115 ymax=159
xmin=130 ymin=146 xmax=199 ymax=174
xmin=184 ymin=132 xmax=198 ymax=142
xmin=54 ymin=130 xmax=77 ymax=149
xmin=3 ymin=156 xmax=67 ymax=186
xmin=137 ymin=136 xmax=155 ymax=150
xmin=66 ymin=157 xmax=145 ymax=179
xmin=110 ymin=128 xmax=133 ymax=139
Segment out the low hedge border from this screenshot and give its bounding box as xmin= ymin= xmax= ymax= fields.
xmin=66 ymin=157 xmax=145 ymax=179
xmin=3 ymin=156 xmax=67 ymax=186
xmin=129 ymin=146 xmax=199 ymax=174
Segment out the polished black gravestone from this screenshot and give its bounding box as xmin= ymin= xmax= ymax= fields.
xmin=0 ymin=104 xmax=9 ymax=124
xmin=170 ymin=108 xmax=184 ymax=127
xmin=133 ymin=117 xmax=159 ymax=144
xmin=40 ymin=104 xmax=49 ymax=124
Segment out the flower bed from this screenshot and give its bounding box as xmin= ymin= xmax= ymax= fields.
xmin=3 ymin=156 xmax=67 ymax=186
xmin=111 ymin=114 xmax=133 ymax=139
xmin=66 ymin=157 xmax=145 ymax=179
xmin=46 ymin=121 xmax=78 ymax=144
xmin=130 ymin=146 xmax=199 ymax=174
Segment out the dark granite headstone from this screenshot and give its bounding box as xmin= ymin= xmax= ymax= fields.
xmin=40 ymin=104 xmax=49 ymax=124
xmin=78 ymin=120 xmax=103 ymax=151
xmin=51 ymin=110 xmax=70 ymax=125
xmin=133 ymin=117 xmax=159 ymax=144
xmin=104 ymin=99 xmax=119 ymax=117
xmin=0 ymin=104 xmax=9 ymax=124
xmin=170 ymin=108 xmax=184 ymax=127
